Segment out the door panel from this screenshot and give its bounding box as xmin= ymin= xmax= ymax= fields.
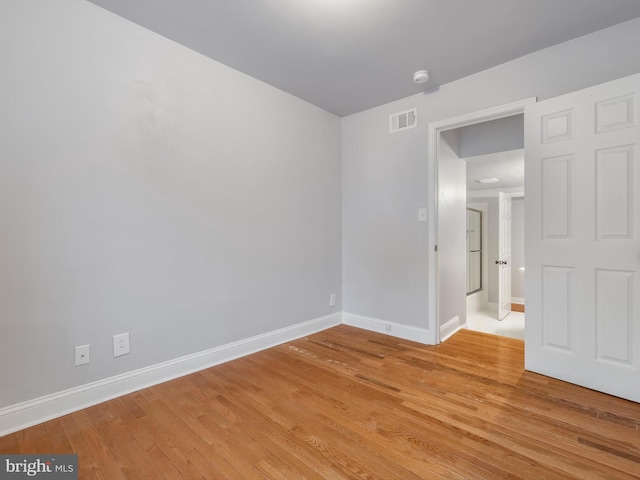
xmin=596 ymin=146 xmax=633 ymax=239
xmin=542 ymin=155 xmax=572 ymax=238
xmin=595 ymin=269 xmax=633 ymax=365
xmin=525 ymin=72 xmax=640 ymax=402
xmin=541 ymin=266 xmax=573 ymax=351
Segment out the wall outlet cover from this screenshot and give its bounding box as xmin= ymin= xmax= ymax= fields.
xmin=75 ymin=344 xmax=90 ymax=366
xmin=113 ymin=332 xmax=130 ymax=357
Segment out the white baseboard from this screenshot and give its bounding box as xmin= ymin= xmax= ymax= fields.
xmin=439 ymin=315 xmax=464 ymax=342
xmin=342 ymin=312 xmax=433 ymax=344
xmin=511 ymin=297 xmax=525 ymax=305
xmin=0 ymin=313 xmax=341 ymax=437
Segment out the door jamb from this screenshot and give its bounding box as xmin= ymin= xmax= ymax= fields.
xmin=427 ymin=97 xmax=536 ymax=344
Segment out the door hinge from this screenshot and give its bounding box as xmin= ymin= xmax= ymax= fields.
xmin=435 ymin=245 xmax=438 ymax=252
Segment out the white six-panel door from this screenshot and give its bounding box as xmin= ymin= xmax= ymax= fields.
xmin=498 ymin=192 xmax=512 ymax=320
xmin=525 ymin=73 xmax=640 ymax=402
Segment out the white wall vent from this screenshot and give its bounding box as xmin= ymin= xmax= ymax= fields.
xmin=389 ymin=108 xmax=417 ymax=133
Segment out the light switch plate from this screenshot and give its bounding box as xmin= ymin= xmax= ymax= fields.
xmin=329 ymin=293 xmax=336 ymax=307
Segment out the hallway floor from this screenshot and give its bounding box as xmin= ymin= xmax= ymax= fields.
xmin=466 ymin=309 xmax=525 ymax=340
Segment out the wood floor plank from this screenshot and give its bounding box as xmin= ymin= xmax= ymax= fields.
xmin=2 ymin=326 xmax=639 ymax=479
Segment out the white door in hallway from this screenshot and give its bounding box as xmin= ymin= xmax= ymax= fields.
xmin=525 ymin=72 xmax=640 ymax=402
xmin=497 ymin=191 xmax=512 ymax=320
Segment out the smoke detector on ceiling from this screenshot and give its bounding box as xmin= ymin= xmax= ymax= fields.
xmin=413 ymin=70 xmax=430 ymax=84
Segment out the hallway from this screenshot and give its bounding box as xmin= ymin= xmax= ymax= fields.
xmin=466 ymin=309 xmax=525 ymax=340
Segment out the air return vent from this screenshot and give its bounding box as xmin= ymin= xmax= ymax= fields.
xmin=389 ymin=108 xmax=417 ymax=133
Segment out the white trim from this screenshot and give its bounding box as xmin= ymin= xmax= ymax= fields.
xmin=511 ymin=297 xmax=525 ymax=305
xmin=0 ymin=313 xmax=341 ymax=437
xmin=439 ymin=316 xmax=464 ymax=342
xmin=427 ymin=97 xmax=536 ymax=345
xmin=342 ymin=312 xmax=431 ymax=344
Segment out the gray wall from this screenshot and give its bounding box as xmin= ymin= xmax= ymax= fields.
xmin=0 ymin=0 xmax=341 ymax=408
xmin=458 ymin=115 xmax=524 ymax=159
xmin=341 ymin=17 xmax=640 ymax=329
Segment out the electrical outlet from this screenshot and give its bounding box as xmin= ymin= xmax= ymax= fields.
xmin=113 ymin=332 xmax=130 ymax=357
xmin=329 ymin=293 xmax=336 ymax=307
xmin=75 ymin=344 xmax=90 ymax=366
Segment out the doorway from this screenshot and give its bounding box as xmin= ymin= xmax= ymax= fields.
xmin=464 ymin=148 xmax=525 ymax=340
xmin=426 ymin=98 xmax=535 ymax=344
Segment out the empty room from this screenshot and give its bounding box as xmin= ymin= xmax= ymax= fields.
xmin=1 ymin=1 xmax=640 ymax=479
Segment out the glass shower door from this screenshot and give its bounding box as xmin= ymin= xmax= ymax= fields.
xmin=467 ymin=208 xmax=482 ymax=294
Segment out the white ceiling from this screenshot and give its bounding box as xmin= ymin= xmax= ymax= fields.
xmin=87 ymin=0 xmax=640 ymax=116
xmin=466 ymin=149 xmax=524 ymax=193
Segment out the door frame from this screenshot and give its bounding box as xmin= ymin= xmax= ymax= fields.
xmin=427 ymin=97 xmax=536 ymax=344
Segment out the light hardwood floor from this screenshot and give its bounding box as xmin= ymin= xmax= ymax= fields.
xmin=1 ymin=326 xmax=639 ymax=479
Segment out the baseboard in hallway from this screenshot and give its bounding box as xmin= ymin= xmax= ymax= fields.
xmin=512 ymin=303 xmax=525 ymax=313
